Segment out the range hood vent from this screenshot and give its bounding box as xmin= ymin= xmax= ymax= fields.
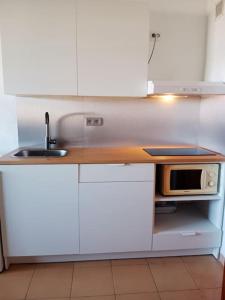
xmin=147 ymin=81 xmax=225 ymax=96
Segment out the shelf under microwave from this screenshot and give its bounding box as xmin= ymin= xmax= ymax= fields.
xmin=155 ymin=193 xmax=222 ymax=202
xmin=153 ymin=204 xmax=222 ymax=251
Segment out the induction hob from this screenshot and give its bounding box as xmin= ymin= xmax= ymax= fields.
xmin=143 ymin=147 xmax=217 ymax=156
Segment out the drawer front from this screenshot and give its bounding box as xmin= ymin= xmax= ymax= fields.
xmin=79 ymin=163 xmax=155 ymax=182
xmin=152 ymin=230 xmax=222 ymax=251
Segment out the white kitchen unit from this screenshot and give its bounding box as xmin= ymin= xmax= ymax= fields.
xmin=79 ymin=164 xmax=155 ymax=254
xmin=0 ymin=0 xmax=78 ymax=95
xmin=0 ymin=165 xmax=79 ymax=257
xmin=0 ymin=161 xmax=224 ymax=266
xmin=77 ymin=0 xmax=149 ymax=97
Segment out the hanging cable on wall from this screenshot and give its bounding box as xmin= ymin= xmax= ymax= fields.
xmin=148 ymin=33 xmax=160 ymax=64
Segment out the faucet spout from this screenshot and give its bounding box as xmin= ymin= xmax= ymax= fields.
xmin=45 ymin=112 xmax=56 ymax=150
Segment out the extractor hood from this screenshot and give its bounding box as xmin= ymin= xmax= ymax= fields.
xmin=147 ymin=81 xmax=225 ymax=96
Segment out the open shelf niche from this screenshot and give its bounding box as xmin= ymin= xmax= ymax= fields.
xmin=152 ymin=163 xmax=225 ymax=252
xmin=153 ymin=201 xmax=223 ymax=251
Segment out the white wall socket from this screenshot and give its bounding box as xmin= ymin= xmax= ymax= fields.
xmin=86 ymin=117 xmax=104 ymax=126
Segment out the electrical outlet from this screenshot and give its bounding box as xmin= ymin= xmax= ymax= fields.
xmin=86 ymin=117 xmax=104 ymax=126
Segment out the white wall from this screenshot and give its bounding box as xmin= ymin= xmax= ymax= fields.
xmin=147 ymin=0 xmax=208 ymax=81
xmin=0 ymin=39 xmax=18 ymax=156
xmin=147 ymin=0 xmax=209 ymax=15
xmin=148 ymin=12 xmax=207 ymax=81
xmin=205 ymin=0 xmax=225 ymax=81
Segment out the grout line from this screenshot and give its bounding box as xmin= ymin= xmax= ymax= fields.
xmin=110 ymin=260 xmax=117 ymax=299
xmin=69 ymin=262 xmax=75 ymax=298
xmin=146 ymin=258 xmax=159 ymax=294
xmin=113 ymin=292 xmax=163 ymax=299
xmin=146 ymin=258 xmax=162 ymax=300
xmin=72 ymin=295 xmax=115 ymax=298
xmin=199 ymin=287 xmax=222 ymax=291
xmin=181 ymin=257 xmax=201 ymax=290
xmin=114 ymin=289 xmax=201 ymax=295
xmin=25 ymin=263 xmax=37 ymax=300
xmin=154 ymin=288 xmax=201 ymax=293
xmin=159 ymin=289 xmax=202 ymax=298
xmin=158 ymin=291 xmax=163 ymax=300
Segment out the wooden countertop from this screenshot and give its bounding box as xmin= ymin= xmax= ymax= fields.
xmin=0 ymin=145 xmax=225 ymax=165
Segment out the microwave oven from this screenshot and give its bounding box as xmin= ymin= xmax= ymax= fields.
xmin=159 ymin=164 xmax=219 ymax=196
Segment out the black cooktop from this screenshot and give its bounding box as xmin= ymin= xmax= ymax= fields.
xmin=143 ymin=147 xmax=217 ymax=156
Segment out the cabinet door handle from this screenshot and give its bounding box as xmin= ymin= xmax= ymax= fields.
xmin=181 ymin=232 xmax=199 ymax=237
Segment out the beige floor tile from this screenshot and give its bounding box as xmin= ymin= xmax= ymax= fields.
xmin=112 ymin=265 xmax=156 ymax=294
xmin=116 ymin=292 xmax=160 ymax=300
xmin=27 ymin=262 xmax=73 ymax=299
xmin=160 ymin=290 xmax=203 ymax=300
xmin=73 ymin=296 xmax=115 ymax=300
xmin=150 ymin=261 xmax=197 ymax=291
xmin=200 ymin=288 xmax=222 ymax=300
xmin=147 ymin=257 xmax=183 ymax=264
xmin=112 ymin=259 xmax=147 ymax=266
xmin=75 ymin=260 xmax=111 ymax=268
xmin=0 ymin=264 xmax=34 ymax=300
xmin=182 ymin=255 xmax=223 ymax=289
xmin=71 ymin=265 xmax=114 ymax=297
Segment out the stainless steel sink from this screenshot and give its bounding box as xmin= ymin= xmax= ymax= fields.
xmin=14 ymin=149 xmax=68 ymax=157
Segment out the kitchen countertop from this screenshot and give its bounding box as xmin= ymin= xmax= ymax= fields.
xmin=0 ymin=145 xmax=225 ymax=165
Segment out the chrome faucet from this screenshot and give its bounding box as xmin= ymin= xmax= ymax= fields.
xmin=45 ymin=112 xmax=56 ymax=150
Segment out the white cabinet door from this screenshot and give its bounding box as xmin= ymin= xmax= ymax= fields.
xmin=0 ymin=0 xmax=77 ymax=95
xmin=79 ymin=182 xmax=154 ymax=254
xmin=0 ymin=165 xmax=79 ymax=256
xmin=77 ymin=0 xmax=149 ymax=97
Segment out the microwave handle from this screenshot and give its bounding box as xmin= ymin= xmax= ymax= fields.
xmin=200 ymin=169 xmax=205 ymax=189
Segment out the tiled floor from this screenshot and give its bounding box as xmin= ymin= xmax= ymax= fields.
xmin=0 ymin=255 xmax=223 ymax=300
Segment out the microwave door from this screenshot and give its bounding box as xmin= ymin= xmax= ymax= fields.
xmin=170 ymin=169 xmax=203 ymax=191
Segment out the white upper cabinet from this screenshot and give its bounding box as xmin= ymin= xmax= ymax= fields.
xmin=77 ymin=0 xmax=149 ymax=97
xmin=0 ymin=0 xmax=149 ymax=96
xmin=0 ymin=0 xmax=78 ymax=95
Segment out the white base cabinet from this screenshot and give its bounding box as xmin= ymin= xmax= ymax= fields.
xmin=0 ymin=165 xmax=79 ymax=256
xmin=79 ymin=182 xmax=154 ymax=254
xmin=0 ymin=162 xmax=222 ymax=262
xmin=79 ymin=163 xmax=155 ymax=254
